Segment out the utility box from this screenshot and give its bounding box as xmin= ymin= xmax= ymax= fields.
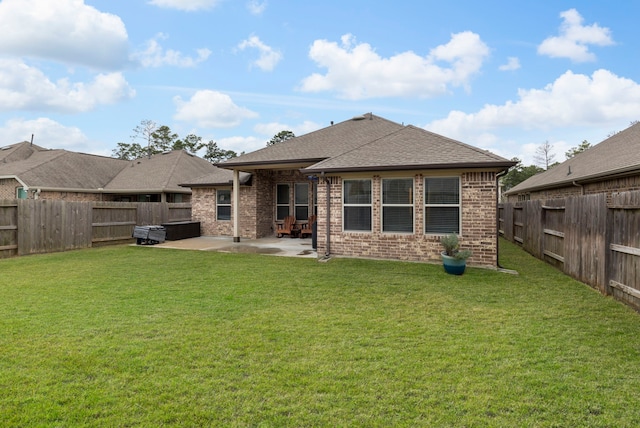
xmin=132 ymin=225 xmax=166 ymax=245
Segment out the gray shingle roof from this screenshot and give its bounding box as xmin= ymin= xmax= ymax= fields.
xmin=220 ymin=113 xmax=405 ymax=168
xmin=303 ymin=125 xmax=514 ymax=173
xmin=105 ymin=150 xmax=222 ymax=192
xmin=181 ymin=169 xmax=251 ymax=187
xmin=219 ymin=112 xmax=514 ymax=173
xmin=505 ymin=122 xmax=640 ymax=194
xmin=1 ymin=142 xmax=224 ymax=193
xmin=1 ymin=145 xmax=129 ymax=189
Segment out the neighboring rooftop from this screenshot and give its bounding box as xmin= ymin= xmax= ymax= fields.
xmin=506 ymin=122 xmax=640 ymax=195
xmin=0 ymin=142 xmax=225 ymax=193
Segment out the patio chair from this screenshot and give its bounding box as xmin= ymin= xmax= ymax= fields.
xmin=299 ymin=215 xmax=316 ymax=238
xmin=276 ymin=215 xmax=296 ymax=238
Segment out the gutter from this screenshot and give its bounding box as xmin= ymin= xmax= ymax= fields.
xmin=303 ymin=162 xmax=517 ymax=175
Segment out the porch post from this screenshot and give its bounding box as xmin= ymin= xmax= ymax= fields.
xmin=233 ymin=169 xmax=241 ymax=242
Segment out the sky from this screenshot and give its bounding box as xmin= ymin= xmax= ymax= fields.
xmin=0 ymin=0 xmax=639 ymax=166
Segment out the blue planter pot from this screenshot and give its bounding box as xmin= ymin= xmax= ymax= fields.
xmin=441 ymin=252 xmax=467 ymax=275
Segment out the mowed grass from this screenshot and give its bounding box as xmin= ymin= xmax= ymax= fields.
xmin=1 ymin=240 xmax=639 ymax=427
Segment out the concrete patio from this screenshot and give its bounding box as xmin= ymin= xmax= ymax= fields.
xmin=148 ymin=236 xmax=318 ymax=258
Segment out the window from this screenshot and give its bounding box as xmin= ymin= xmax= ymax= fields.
xmin=295 ymin=183 xmax=309 ymax=220
xmin=276 ymin=184 xmax=290 ymax=220
xmin=382 ymin=178 xmax=414 ymax=233
xmin=343 ymin=179 xmax=372 ymax=231
xmin=217 ymin=189 xmax=231 ymax=221
xmin=424 ymin=177 xmax=460 ymax=234
xmin=16 ymin=187 xmax=27 ymax=199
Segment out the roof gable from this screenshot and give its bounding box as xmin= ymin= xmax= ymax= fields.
xmin=220 ymin=113 xmax=405 ymax=168
xmin=506 ymin=122 xmax=640 ymax=194
xmin=304 ymin=125 xmax=514 ymax=173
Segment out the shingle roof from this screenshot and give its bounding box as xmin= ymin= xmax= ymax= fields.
xmin=105 ymin=150 xmax=222 ymax=192
xmin=1 ymin=145 xmax=129 ymax=189
xmin=219 ymin=113 xmax=514 ymax=173
xmin=304 ymin=125 xmax=514 ymax=173
xmin=180 ymin=169 xmax=251 ymax=187
xmin=505 ymin=122 xmax=640 ymax=195
xmin=0 ymin=142 xmax=224 ymax=193
xmin=220 ymin=113 xmax=405 ymax=168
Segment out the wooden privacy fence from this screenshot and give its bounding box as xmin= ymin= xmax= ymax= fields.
xmin=499 ymin=190 xmax=640 ymax=311
xmin=0 ymin=200 xmax=191 ymax=258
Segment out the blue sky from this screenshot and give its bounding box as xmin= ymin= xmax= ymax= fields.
xmin=0 ymin=0 xmax=638 ymax=166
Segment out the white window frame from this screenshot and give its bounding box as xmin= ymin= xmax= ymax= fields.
xmin=216 ymin=189 xmax=231 ymax=221
xmin=343 ymin=179 xmax=372 ymax=232
xmin=381 ymin=177 xmax=414 ymax=233
xmin=424 ymin=176 xmax=461 ymax=235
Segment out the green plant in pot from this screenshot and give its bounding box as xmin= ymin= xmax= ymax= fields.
xmin=440 ymin=233 xmax=471 ymax=275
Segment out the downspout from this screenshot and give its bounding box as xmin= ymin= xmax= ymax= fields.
xmin=233 ymin=169 xmax=241 ymax=242
xmin=572 ymin=180 xmax=584 ymax=195
xmin=322 ymin=172 xmax=331 ymax=258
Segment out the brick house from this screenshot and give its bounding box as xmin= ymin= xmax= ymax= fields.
xmin=504 ymin=122 xmax=640 ymax=203
xmin=0 ymin=141 xmax=224 ymax=202
xmin=183 ymin=113 xmax=515 ymax=268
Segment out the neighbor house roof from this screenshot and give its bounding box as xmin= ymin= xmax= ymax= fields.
xmin=0 ymin=143 xmax=129 ymax=190
xmin=505 ymin=122 xmax=640 ymax=195
xmin=0 ymin=142 xmax=224 ymax=194
xmin=105 ymin=150 xmax=221 ymax=193
xmin=219 ymin=112 xmax=514 ymax=173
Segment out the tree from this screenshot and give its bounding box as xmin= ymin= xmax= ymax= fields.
xmin=533 ymin=140 xmax=556 ymax=170
xmin=267 ymin=130 xmax=295 ymax=146
xmin=113 ymin=122 xmax=210 ymax=160
xmin=131 ymin=119 xmax=157 ymax=159
xmin=175 ymin=134 xmax=204 ymax=154
xmin=112 ymin=141 xmax=146 ymax=160
xmin=500 ymin=157 xmax=544 ymax=192
xmin=202 ymin=141 xmax=237 ymax=163
xmin=565 ymin=140 xmax=591 ymax=159
xmin=151 ymin=125 xmax=180 ymax=153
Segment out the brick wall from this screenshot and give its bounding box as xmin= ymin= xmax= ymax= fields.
xmin=0 ymin=178 xmax=19 ymax=199
xmin=316 ymin=171 xmax=498 ymax=268
xmin=507 ymin=174 xmax=640 ymax=204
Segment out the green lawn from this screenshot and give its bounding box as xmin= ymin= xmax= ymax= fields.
xmin=1 ymin=240 xmax=639 ymax=427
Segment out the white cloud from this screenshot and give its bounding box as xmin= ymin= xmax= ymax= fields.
xmin=237 ymin=35 xmax=283 ymax=72
xmin=538 ymin=9 xmax=614 ymax=62
xmin=148 ymin=0 xmax=222 ymax=11
xmin=132 ymin=33 xmax=211 ymax=68
xmin=1 ymin=117 xmax=90 ymax=151
xmin=217 ymin=135 xmax=263 ymax=154
xmin=253 ymin=120 xmax=321 ymax=138
xmin=0 ymin=59 xmax=135 ymax=113
xmin=426 ymin=69 xmax=640 ymax=140
xmin=173 ymin=90 xmax=258 ymax=128
xmin=0 ymin=0 xmax=129 ymax=70
xmin=299 ymin=32 xmax=489 ymax=100
xmin=499 ymin=57 xmax=521 ymax=71
xmin=246 ymin=0 xmax=267 ymax=15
